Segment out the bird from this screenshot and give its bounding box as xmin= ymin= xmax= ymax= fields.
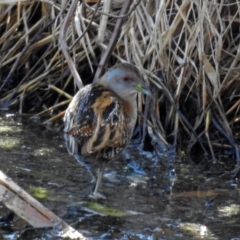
xmin=64 ymin=62 xmax=152 ymax=197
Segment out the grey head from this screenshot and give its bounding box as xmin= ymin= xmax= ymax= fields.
xmin=99 ymin=63 xmax=152 ymax=101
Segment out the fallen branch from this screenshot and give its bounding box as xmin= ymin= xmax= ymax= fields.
xmin=0 ymin=170 xmax=85 ymax=239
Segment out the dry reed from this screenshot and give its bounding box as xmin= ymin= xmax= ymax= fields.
xmin=1 ymin=0 xmax=240 ymax=165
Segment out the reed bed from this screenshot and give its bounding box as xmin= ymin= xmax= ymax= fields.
xmin=1 ymin=0 xmax=240 ymax=165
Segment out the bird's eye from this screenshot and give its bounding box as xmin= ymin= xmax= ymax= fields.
xmin=123 ymin=76 xmax=131 ymax=82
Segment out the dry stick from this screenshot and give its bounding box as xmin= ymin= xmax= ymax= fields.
xmin=212 ymin=117 xmax=240 ymax=165
xmin=147 ymin=121 xmax=169 ymax=147
xmin=0 ymin=185 xmax=52 ymax=228
xmin=140 ymin=95 xmax=152 ymax=149
xmin=205 ymin=110 xmax=217 ymax=163
xmin=32 ymin=99 xmax=70 ymax=118
xmin=59 ymin=0 xmax=83 ymax=89
xmin=97 ymin=0 xmax=111 ymax=43
xmin=0 ymin=170 xmax=85 ymax=239
xmin=69 ymin=0 xmax=101 ymax=51
xmin=93 ymin=0 xmax=134 ymax=82
xmin=83 ymin=0 xmax=141 ymax=19
xmin=49 ymin=84 xmax=73 ymax=99
xmin=43 ymin=110 xmax=65 ymax=124
xmin=212 ymin=143 xmax=233 ymax=149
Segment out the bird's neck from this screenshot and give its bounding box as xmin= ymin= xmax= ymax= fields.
xmin=121 ymin=93 xmax=138 ymax=132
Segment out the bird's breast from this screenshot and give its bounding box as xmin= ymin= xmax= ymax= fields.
xmin=64 ymin=84 xmax=137 ymax=160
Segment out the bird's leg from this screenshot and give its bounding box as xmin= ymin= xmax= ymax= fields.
xmin=74 ymin=154 xmax=96 ymax=182
xmin=92 ymin=161 xmax=106 ymax=196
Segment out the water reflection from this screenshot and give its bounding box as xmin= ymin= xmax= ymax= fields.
xmin=0 ymin=112 xmax=239 ymax=239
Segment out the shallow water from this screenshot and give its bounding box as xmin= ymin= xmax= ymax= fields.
xmin=0 ymin=112 xmax=240 ymax=240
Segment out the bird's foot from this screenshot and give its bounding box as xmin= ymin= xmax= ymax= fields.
xmin=89 ymin=191 xmax=106 ymax=199
xmin=89 ymin=164 xmax=106 ymax=198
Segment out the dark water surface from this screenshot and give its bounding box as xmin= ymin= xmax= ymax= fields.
xmin=0 ymin=112 xmax=240 ymax=240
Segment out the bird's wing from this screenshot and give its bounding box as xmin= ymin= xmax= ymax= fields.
xmin=64 ymin=84 xmax=133 ymax=157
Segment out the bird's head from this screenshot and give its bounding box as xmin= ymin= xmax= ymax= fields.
xmin=101 ymin=63 xmax=152 ymax=100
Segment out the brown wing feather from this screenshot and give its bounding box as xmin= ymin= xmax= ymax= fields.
xmin=64 ymin=84 xmax=134 ymax=160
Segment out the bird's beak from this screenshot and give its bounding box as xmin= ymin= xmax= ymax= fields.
xmin=136 ymin=83 xmax=152 ymax=97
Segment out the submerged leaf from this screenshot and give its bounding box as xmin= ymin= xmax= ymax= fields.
xmin=86 ymin=202 xmax=142 ymax=217
xmin=29 ymin=187 xmax=49 ymax=199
